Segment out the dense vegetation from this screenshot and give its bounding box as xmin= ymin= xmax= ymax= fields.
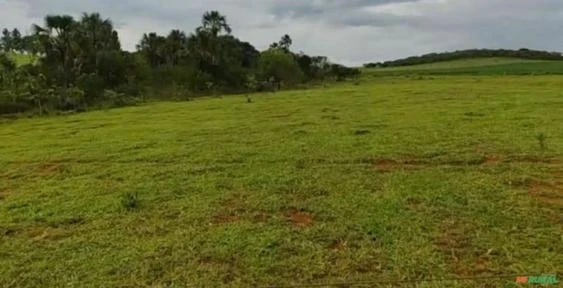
xmin=364 ymin=48 xmax=563 ymax=68
xmin=0 ymin=11 xmax=359 ymax=116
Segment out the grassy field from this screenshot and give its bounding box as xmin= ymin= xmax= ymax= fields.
xmin=368 ymin=57 xmax=549 ymax=71
xmin=1 ymin=76 xmax=562 ymax=287
xmin=5 ymin=52 xmax=36 ymax=66
xmin=365 ymin=58 xmax=563 ymax=76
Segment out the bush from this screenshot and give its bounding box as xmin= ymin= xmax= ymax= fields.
xmin=57 ymin=87 xmax=86 ymax=111
xmin=77 ymin=73 xmax=105 ymax=101
xmin=103 ymin=89 xmax=138 ymax=107
xmin=258 ymin=48 xmax=304 ymax=87
xmin=120 ymin=191 xmax=139 ymax=211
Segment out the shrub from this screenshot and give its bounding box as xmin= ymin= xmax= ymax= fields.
xmin=120 ymin=191 xmax=139 ymax=211
xmin=103 ymin=89 xmax=138 ymax=107
xmin=0 ymin=101 xmax=32 ymax=115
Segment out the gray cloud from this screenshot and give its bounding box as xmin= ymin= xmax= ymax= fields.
xmin=1 ymin=0 xmax=563 ymax=65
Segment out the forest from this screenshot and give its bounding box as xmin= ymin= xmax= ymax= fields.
xmin=363 ymin=48 xmax=563 ymax=68
xmin=0 ymin=11 xmax=360 ymax=115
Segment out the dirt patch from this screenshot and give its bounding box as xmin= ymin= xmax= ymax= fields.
xmin=483 ymin=155 xmax=502 ymax=166
xmin=286 ymin=209 xmax=314 ymax=227
xmin=252 ymin=212 xmax=270 ymax=223
xmin=373 ymin=159 xmax=400 ymax=172
xmin=372 ymin=158 xmax=423 ymax=173
xmin=212 ymin=214 xmax=241 ymax=224
xmin=36 ymin=163 xmax=63 ymax=176
xmin=528 ymin=180 xmax=563 ymax=207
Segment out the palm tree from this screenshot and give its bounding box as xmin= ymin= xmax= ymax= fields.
xmin=165 ymin=29 xmax=187 ymax=65
xmin=137 ymin=32 xmax=166 ymax=67
xmin=79 ymin=13 xmax=120 ymax=51
xmin=201 ymin=11 xmax=231 ymax=37
xmin=32 ymin=15 xmax=77 ymax=87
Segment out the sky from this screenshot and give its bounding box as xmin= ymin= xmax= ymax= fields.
xmin=1 ymin=0 xmax=563 ymax=66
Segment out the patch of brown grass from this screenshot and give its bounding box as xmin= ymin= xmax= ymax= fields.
xmin=0 ymin=186 xmax=13 ymax=200
xmin=286 ymin=209 xmax=314 ymax=228
xmin=528 ymin=180 xmax=563 ymax=207
xmin=36 ymin=163 xmax=63 ymax=176
xmin=212 ymin=214 xmax=241 ymax=224
xmin=483 ymin=155 xmax=502 ymax=166
xmin=434 ymin=218 xmax=495 ymax=277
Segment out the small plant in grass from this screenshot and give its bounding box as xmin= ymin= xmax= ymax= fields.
xmin=536 ymin=133 xmax=547 ymax=150
xmin=121 ymin=191 xmax=139 ymax=211
xmin=245 ymin=74 xmax=257 ymax=103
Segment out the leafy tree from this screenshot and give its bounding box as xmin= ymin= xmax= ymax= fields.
xmin=2 ymin=10 xmax=359 ymax=115
xmin=270 ymin=34 xmax=292 ymax=52
xmin=11 ymin=29 xmax=22 ymax=52
xmin=21 ymin=34 xmax=41 ymax=54
xmin=279 ymin=34 xmax=292 ymax=51
xmin=258 ymin=48 xmax=303 ymax=87
xmin=1 ymin=29 xmax=11 ymax=51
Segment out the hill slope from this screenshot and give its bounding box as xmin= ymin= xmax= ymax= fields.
xmin=364 ymin=48 xmax=563 ymax=68
xmin=1 ymin=76 xmax=562 ymax=286
xmin=364 ymin=57 xmax=563 ymax=76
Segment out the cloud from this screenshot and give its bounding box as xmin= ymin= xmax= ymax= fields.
xmin=1 ymin=0 xmax=563 ymax=65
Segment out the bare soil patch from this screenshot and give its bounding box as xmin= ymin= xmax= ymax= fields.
xmin=286 ymin=209 xmax=314 ymax=227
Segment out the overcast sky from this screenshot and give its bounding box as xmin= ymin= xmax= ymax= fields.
xmin=1 ymin=0 xmax=562 ymax=65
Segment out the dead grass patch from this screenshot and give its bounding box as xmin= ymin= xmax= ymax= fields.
xmin=286 ymin=209 xmax=314 ymax=227
xmin=434 ymin=218 xmax=494 ymax=276
xmin=528 ymin=180 xmax=563 ymax=207
xmin=35 ymin=163 xmax=63 ymax=176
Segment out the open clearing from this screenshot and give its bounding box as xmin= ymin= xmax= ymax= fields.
xmin=1 ymin=76 xmax=562 ymax=287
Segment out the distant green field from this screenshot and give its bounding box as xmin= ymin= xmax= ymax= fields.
xmin=365 ymin=57 xmax=563 ymax=76
xmin=1 ymin=75 xmax=562 ymax=287
xmin=371 ymin=57 xmax=548 ymax=70
xmin=6 ymin=52 xmax=36 ymax=66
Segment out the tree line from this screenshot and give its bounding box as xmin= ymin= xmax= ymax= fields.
xmin=0 ymin=11 xmax=360 ymax=115
xmin=364 ymin=48 xmax=563 ymax=68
